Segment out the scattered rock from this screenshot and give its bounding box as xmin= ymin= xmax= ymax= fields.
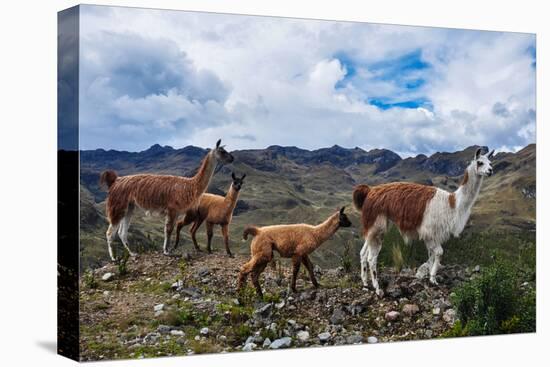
xmin=346 ymin=334 xmax=363 ymax=344
xmin=432 ymin=307 xmax=441 ymax=316
xmin=473 ymin=265 xmax=481 ymax=273
xmin=263 ymin=338 xmax=272 ymax=348
xmin=330 ymin=307 xmax=346 ymax=325
xmin=170 ymin=330 xmax=185 ymax=337
xmin=157 ymin=325 xmax=171 ymax=334
xmin=200 ymin=327 xmax=209 ymax=336
xmin=385 ymin=311 xmax=400 ymax=321
xmin=367 ymin=336 xmax=378 ymax=344
xmin=318 ymin=332 xmax=332 ymax=343
xmin=269 ymin=337 xmax=292 ymax=349
xmin=275 ymin=300 xmax=285 ymax=309
xmin=143 ymin=332 xmax=160 ymax=344
xmin=196 ymin=267 xmax=210 ymax=277
xmin=101 ymin=272 xmax=114 ymax=281
xmin=153 ymin=304 xmax=165 ymax=312
xmin=443 ymin=309 xmax=456 ymax=324
xmin=254 ymin=303 xmax=273 ymax=319
xmin=425 ymin=329 xmax=433 ymax=338
xmin=402 ymin=304 xmax=420 ymax=316
xmin=296 ymin=330 xmax=310 ymax=342
xmin=171 ymin=280 xmax=183 ymax=289
xmin=242 ymin=342 xmax=257 ymax=352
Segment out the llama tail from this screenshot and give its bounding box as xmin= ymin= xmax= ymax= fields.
xmin=242 ymin=226 xmax=260 ymax=241
xmin=353 ymin=184 xmax=371 ymax=211
xmin=99 ymin=170 xmax=118 ymax=190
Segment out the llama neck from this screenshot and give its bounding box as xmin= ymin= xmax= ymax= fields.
xmin=312 ymin=213 xmax=340 ymax=247
xmin=191 ymin=151 xmax=217 ymax=196
xmin=224 ymin=184 xmax=240 ymax=212
xmin=455 ymin=163 xmax=484 ymax=217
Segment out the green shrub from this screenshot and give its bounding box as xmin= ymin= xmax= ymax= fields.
xmin=339 ymin=239 xmax=353 ymax=273
xmin=451 ymin=258 xmax=535 ymax=336
xmin=117 ymin=248 xmax=130 ymax=276
xmin=83 ymin=269 xmax=97 ymax=289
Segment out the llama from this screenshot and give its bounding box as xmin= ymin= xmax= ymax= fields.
xmin=99 ymin=139 xmax=234 ymax=261
xmin=173 ymin=172 xmax=246 ymax=257
xmin=352 ymin=148 xmax=494 ymax=297
xmin=237 ymin=207 xmax=352 ymax=298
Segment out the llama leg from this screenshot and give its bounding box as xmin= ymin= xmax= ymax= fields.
xmin=290 ymin=256 xmax=302 ymax=293
xmin=251 ymin=262 xmax=268 ymax=298
xmin=429 ymin=244 xmax=444 ymax=285
xmin=174 ymin=220 xmax=185 ymax=250
xmin=206 ymin=222 xmax=214 ymax=254
xmin=237 ymin=259 xmax=254 ymax=292
xmin=190 ymin=218 xmax=204 ymax=252
xmin=360 ymin=238 xmax=370 ymax=288
xmin=302 ymin=255 xmax=319 ymax=288
xmin=117 ymin=217 xmax=137 ymax=257
xmin=221 ymin=224 xmax=233 ymax=257
xmin=416 ymin=247 xmax=434 ymax=279
xmin=106 ymin=223 xmax=120 ymax=261
xmin=367 ymin=238 xmax=384 ymax=297
xmin=163 ymin=211 xmax=177 ymax=256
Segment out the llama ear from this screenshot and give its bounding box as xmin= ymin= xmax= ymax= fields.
xmin=231 ymin=172 xmax=236 ymax=180
xmin=216 ymin=139 xmax=221 ymax=148
xmin=487 ymin=149 xmax=495 ymax=159
xmin=474 ymin=148 xmax=482 ymax=160
xmin=340 ymin=206 xmax=346 ymax=214
xmin=241 ymin=174 xmax=246 ymax=180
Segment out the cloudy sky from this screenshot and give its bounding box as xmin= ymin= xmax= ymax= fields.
xmin=78 ymin=5 xmax=536 ymax=156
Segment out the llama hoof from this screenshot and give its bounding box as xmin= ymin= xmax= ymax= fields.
xmin=362 ymin=286 xmax=369 ymax=291
xmin=163 ymin=251 xmax=171 ymax=256
xmin=375 ymin=288 xmax=384 ymax=298
xmin=227 ymin=253 xmax=234 ymax=258
xmin=429 ymin=277 xmax=439 ymax=286
xmin=128 ymin=251 xmax=137 ymax=257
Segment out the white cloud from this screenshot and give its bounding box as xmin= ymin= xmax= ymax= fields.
xmin=79 ymin=5 xmax=536 ymax=155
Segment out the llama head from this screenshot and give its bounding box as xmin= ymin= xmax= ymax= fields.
xmin=231 ymin=172 xmax=246 ymax=191
xmin=338 ymin=206 xmax=352 ymax=227
xmin=213 ymin=139 xmax=234 ymax=164
xmin=473 ymin=148 xmax=494 ymax=177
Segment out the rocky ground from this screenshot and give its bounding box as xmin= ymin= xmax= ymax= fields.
xmin=79 ymin=251 xmax=479 ymax=361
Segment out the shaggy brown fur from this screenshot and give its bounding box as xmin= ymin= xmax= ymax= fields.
xmin=237 ymin=207 xmax=352 ymax=297
xmin=102 ymin=140 xmax=234 ymax=260
xmin=173 ymin=173 xmax=246 ymax=257
xmin=353 ymin=182 xmax=436 ymax=235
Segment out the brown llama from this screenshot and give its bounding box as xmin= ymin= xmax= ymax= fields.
xmin=173 ymin=172 xmax=246 ymax=257
xmin=99 ymin=139 xmax=234 ymax=261
xmin=237 ymin=207 xmax=352 ymax=298
xmin=353 ymin=148 xmax=494 ymax=297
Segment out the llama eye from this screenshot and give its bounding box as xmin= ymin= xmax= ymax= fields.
xmin=477 ymin=161 xmax=483 ymax=167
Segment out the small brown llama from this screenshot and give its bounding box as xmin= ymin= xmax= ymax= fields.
xmin=237 ymin=207 xmax=352 ymax=297
xmin=99 ymin=139 xmax=234 ymax=261
xmin=173 ymin=172 xmax=246 ymax=257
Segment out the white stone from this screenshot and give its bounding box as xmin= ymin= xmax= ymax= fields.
xmin=102 ymin=272 xmax=114 ymax=281
xmin=269 ymin=337 xmax=292 ymax=349
xmin=367 ymin=336 xmax=378 ymax=344
xmin=296 ymin=330 xmax=310 ymax=342
xmin=170 ymin=330 xmax=184 ymax=336
xmin=318 ymin=332 xmax=331 ymax=342
xmin=200 ymin=327 xmax=209 ymax=336
xmin=153 ymin=304 xmax=165 ymax=312
xmin=242 ymin=342 xmax=257 ymax=352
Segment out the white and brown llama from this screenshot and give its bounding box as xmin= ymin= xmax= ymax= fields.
xmin=352 ymin=148 xmax=494 ymax=297
xmin=99 ymin=139 xmax=234 ymax=261
xmin=173 ymin=172 xmax=246 ymax=257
